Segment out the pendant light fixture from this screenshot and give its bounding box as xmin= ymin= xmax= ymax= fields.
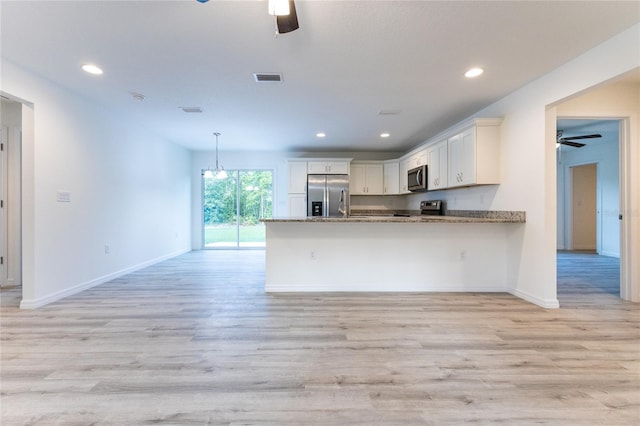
xmin=203 ymin=132 xmax=227 ymax=179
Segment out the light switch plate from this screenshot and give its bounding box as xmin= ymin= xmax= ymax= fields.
xmin=57 ymin=191 xmax=71 ymax=202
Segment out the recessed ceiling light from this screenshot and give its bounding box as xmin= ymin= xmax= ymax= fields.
xmin=465 ymin=67 xmax=484 ymax=78
xmin=380 ymin=133 xmax=390 ymax=138
xmin=82 ymin=64 xmax=103 ymax=75
xmin=316 ymin=133 xmax=326 ymax=138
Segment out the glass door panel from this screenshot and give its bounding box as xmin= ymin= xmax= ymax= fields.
xmin=203 ymin=169 xmax=273 ymax=249
xmin=239 ymin=171 xmax=273 ymax=248
xmin=203 ymin=172 xmax=238 ymax=248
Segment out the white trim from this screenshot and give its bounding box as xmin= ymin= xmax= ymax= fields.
xmin=509 ymin=288 xmax=560 ymax=309
xmin=556 ymin=112 xmax=637 ymax=302
xmin=266 ymin=284 xmax=507 ymax=293
xmin=19 ymin=248 xmax=190 ymax=309
xmin=600 ymin=251 xmax=620 ymax=258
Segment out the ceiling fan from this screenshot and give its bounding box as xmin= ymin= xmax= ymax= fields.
xmin=556 ymin=130 xmax=602 ymax=148
xmin=196 ymin=0 xmax=299 ymax=34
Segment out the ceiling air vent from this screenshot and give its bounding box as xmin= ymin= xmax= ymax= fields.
xmin=253 ymin=73 xmax=283 ymax=83
xmin=180 ymin=106 xmax=203 ymax=113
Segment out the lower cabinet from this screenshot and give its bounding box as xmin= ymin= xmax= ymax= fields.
xmin=288 ymin=194 xmax=307 ymax=217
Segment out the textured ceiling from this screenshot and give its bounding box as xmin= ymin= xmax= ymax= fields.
xmin=1 ymin=1 xmax=639 ymax=152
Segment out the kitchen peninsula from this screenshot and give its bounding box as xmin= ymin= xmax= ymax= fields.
xmin=262 ymin=211 xmax=525 ymax=293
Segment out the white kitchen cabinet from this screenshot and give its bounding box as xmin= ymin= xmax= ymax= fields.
xmin=287 ymin=194 xmax=307 ymax=217
xmin=408 ymin=147 xmax=428 ymax=169
xmin=287 ymin=160 xmax=308 ymax=194
xmin=447 ymin=121 xmax=500 ymax=188
xmin=399 ymin=157 xmax=412 ymax=194
xmin=307 ymin=161 xmax=349 ymax=174
xmin=426 ymin=140 xmax=448 ymax=190
xmin=383 ymin=160 xmax=400 ymax=194
xmin=350 ymin=162 xmax=384 ymax=195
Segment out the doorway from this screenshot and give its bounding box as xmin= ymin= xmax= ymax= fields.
xmin=556 ymin=118 xmax=622 ymax=301
xmin=202 ymin=169 xmax=273 ymax=248
xmin=0 ymin=97 xmax=22 ymax=291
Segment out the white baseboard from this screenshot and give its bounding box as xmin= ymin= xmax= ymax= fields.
xmin=19 ymin=248 xmax=191 ymax=309
xmin=266 ymin=283 xmax=507 ymax=292
xmin=599 ymin=251 xmax=620 ymax=258
xmin=509 ymin=287 xmax=559 ymax=309
xmin=572 ymin=244 xmax=597 ymax=250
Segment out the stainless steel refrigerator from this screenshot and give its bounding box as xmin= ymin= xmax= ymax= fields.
xmin=307 ymin=174 xmax=350 ymax=217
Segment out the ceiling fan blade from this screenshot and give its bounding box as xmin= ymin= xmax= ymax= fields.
xmin=277 ymin=0 xmax=299 ymax=34
xmin=560 ymin=140 xmax=586 ymax=148
xmin=562 ymin=133 xmax=602 ymax=141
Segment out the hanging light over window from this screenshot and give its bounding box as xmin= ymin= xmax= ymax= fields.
xmin=203 ymin=132 xmax=227 ymax=179
xmin=268 ymin=0 xmax=290 ymax=16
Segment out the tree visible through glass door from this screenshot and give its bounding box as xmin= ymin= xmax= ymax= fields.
xmin=203 ymin=170 xmax=273 ymax=248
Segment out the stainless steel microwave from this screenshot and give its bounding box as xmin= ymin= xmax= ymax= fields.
xmin=408 ymin=165 xmax=428 ymax=192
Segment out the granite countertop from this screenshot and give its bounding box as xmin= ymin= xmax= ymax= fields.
xmin=262 ymin=210 xmax=526 ymax=224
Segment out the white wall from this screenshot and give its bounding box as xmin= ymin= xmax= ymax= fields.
xmin=1 ymin=60 xmax=193 ymax=308
xmin=405 ymin=24 xmax=639 ymax=306
xmin=470 ymin=25 xmax=638 ymax=306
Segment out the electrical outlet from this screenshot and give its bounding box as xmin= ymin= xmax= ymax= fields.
xmin=104 ymin=245 xmax=110 ymax=254
xmin=460 ymin=250 xmax=466 ymax=260
xmin=310 ymin=250 xmax=316 ymax=260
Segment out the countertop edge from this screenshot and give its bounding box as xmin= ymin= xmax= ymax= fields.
xmin=262 ymin=211 xmax=526 ymax=224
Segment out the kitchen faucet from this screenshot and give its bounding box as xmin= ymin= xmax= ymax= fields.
xmin=338 ymin=189 xmax=347 ymax=217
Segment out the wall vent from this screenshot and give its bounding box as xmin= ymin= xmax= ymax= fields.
xmin=180 ymin=106 xmax=203 ymax=113
xmin=253 ymin=73 xmax=283 ymax=83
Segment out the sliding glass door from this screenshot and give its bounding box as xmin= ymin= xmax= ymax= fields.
xmin=203 ymin=170 xmax=273 ymax=248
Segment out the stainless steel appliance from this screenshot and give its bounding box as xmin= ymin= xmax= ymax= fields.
xmin=307 ymin=174 xmax=349 ymax=217
xmin=420 ymin=200 xmax=443 ymax=215
xmin=408 ymin=165 xmax=428 ymax=192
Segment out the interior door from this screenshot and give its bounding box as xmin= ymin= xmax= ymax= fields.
xmin=571 ymin=163 xmax=597 ymax=251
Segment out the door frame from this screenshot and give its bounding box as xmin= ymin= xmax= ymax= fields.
xmin=557 ymin=114 xmax=636 ymax=302
xmin=0 ymin=126 xmax=7 ymax=286
xmin=201 ymin=168 xmax=274 ymax=250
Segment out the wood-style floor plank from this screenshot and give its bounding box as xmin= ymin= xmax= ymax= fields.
xmin=1 ymin=250 xmax=638 ymax=425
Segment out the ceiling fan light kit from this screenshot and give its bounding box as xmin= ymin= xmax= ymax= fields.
xmin=275 ymin=1 xmax=299 ymax=35
xmin=268 ymin=0 xmax=290 ymax=16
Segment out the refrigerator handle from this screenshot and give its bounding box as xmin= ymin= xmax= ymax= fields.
xmin=325 ymin=186 xmax=329 ymax=217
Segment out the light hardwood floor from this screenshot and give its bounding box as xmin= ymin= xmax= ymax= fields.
xmin=1 ymin=251 xmax=638 ymax=425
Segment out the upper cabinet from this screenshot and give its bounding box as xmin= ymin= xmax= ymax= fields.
xmin=287 ymin=160 xmax=308 ymax=194
xmin=350 ymin=162 xmax=384 ymax=195
xmin=399 ymin=157 xmax=412 ymax=194
xmin=307 ymin=161 xmax=350 ymax=174
xmin=383 ymin=160 xmax=400 ymax=195
xmin=447 ymin=119 xmax=501 ymax=188
xmin=426 ymin=140 xmax=448 ymax=190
